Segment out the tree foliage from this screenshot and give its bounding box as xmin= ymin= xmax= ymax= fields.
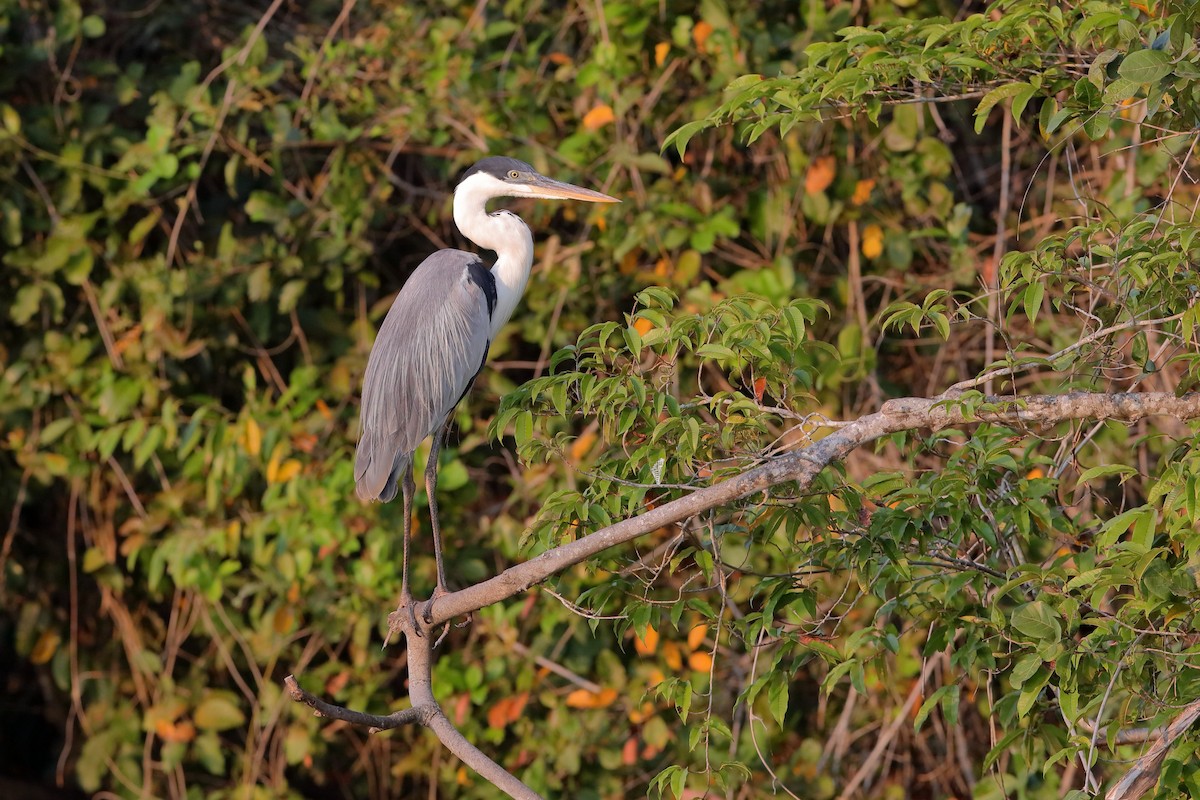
xmin=3 ymin=0 xmax=1200 ymax=798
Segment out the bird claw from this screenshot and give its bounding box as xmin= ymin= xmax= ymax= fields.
xmin=421 ymin=585 xmax=450 ymax=625
xmin=387 ymin=594 xmax=422 ymax=640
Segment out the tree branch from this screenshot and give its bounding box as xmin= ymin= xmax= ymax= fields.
xmin=427 ymin=391 xmax=1200 ymax=626
xmin=289 ymin=390 xmax=1199 ymax=799
xmin=287 ymin=621 xmax=546 ymax=800
xmin=1106 ymin=697 xmax=1200 ymax=800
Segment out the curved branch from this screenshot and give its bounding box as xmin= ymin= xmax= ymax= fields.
xmin=284 ymin=674 xmax=433 ymax=731
xmin=428 ymin=391 xmax=1200 ymax=625
xmin=1106 ymin=696 xmax=1200 ymax=800
xmin=287 ymin=624 xmax=546 ymax=800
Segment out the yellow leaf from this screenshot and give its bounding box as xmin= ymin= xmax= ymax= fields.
xmin=693 ymin=21 xmax=713 ymax=52
xmin=688 ymin=651 xmax=713 ymax=672
xmin=655 ymin=42 xmax=670 ymax=67
xmin=274 ymin=459 xmax=302 ymax=483
xmin=805 ymin=156 xmax=836 ymax=195
xmin=851 ymin=178 xmax=876 ymax=206
xmin=42 ymin=453 xmax=70 ymax=476
xmin=634 ymin=625 xmax=659 ymax=655
xmin=266 ymin=448 xmax=281 ymax=483
xmin=30 ymin=630 xmax=60 ymax=664
xmin=687 ymin=624 xmax=708 ymax=651
xmin=861 ymin=224 xmax=884 ymax=260
xmin=244 ymin=418 xmax=262 ymax=456
xmin=582 ymin=104 xmax=615 ymax=132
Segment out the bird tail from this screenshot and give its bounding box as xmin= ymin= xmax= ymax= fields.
xmin=354 ymin=431 xmax=409 ymax=502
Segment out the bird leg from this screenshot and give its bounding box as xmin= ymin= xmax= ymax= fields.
xmin=386 ymin=465 xmax=420 ymax=641
xmin=422 ymin=427 xmax=450 ymax=624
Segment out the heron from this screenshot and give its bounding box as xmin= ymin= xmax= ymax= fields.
xmin=354 ymin=156 xmax=618 ymax=625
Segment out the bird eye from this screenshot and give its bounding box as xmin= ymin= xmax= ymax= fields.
xmin=508 ymin=170 xmax=520 ymax=179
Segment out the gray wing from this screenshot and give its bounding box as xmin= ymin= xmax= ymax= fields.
xmin=354 ymin=249 xmax=496 ymax=502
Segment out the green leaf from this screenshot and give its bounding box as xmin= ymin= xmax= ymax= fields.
xmin=1117 ymin=49 xmax=1172 ymax=84
xmin=81 ymin=15 xmax=106 ymax=38
xmin=974 ymin=83 xmax=1034 ymax=134
xmin=767 ymin=672 xmax=789 ymax=725
xmin=1023 ymin=280 xmax=1044 ymax=324
xmin=1010 ymin=601 xmax=1062 ymax=643
xmin=194 ymin=694 xmax=246 ymax=731
xmin=1077 ymin=463 xmax=1136 ymax=484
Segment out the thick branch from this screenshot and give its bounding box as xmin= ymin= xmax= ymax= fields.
xmin=428 ymin=391 xmax=1200 ymax=625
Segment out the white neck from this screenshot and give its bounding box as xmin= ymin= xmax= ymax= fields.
xmin=453 ymin=174 xmax=535 ymax=339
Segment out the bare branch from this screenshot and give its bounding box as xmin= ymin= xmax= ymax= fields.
xmin=283 ymin=675 xmax=432 ymax=731
xmin=428 ymin=391 xmax=1200 ymax=626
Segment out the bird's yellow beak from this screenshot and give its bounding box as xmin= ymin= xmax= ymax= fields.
xmin=524 ymin=175 xmax=620 ymax=203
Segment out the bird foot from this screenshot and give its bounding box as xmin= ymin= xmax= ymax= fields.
xmin=386 ymin=593 xmax=422 ymax=641
xmin=420 ymin=584 xmax=451 ymax=625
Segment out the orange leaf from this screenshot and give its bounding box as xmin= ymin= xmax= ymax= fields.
xmin=655 ymin=42 xmax=670 ymax=67
xmin=629 ymin=701 xmax=655 ymax=724
xmin=622 ymin=736 xmax=639 ymax=765
xmin=688 ymin=651 xmax=713 ymax=672
xmin=154 ymin=718 xmax=196 ymax=743
xmin=273 ymin=607 xmax=294 ymax=634
xmin=582 ymin=104 xmax=615 ymax=132
xmin=634 ymin=625 xmax=659 ymax=655
xmin=547 ymin=52 xmax=573 ymax=66
xmin=633 ymin=317 xmax=654 ymax=336
xmin=565 ymin=687 xmax=618 ymax=709
xmin=511 ymin=691 xmax=530 ymax=721
xmin=981 ymin=256 xmax=997 ymax=286
xmin=851 ymin=178 xmax=876 ymax=206
xmin=662 ymin=641 xmax=683 ymax=671
xmin=861 ymin=223 xmax=884 ymax=260
xmin=805 ymin=156 xmax=836 ymax=195
xmin=324 ymin=670 xmax=350 ymax=696
xmin=1026 ymin=468 xmax=1045 ymax=480
xmin=292 ymin=433 xmax=318 ymax=453
xmin=487 ymin=698 xmax=514 ymax=729
xmin=752 ymin=377 xmax=766 ymax=402
xmin=453 ymin=694 xmax=470 ymax=726
xmin=570 ymin=430 xmax=598 ymax=462
xmin=687 ymin=624 xmax=708 ymax=651
xmin=693 ymin=20 xmax=713 ymax=52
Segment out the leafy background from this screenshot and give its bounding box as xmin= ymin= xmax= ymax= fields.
xmin=3 ymin=0 xmax=1200 ymax=798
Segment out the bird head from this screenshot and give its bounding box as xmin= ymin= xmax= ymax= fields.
xmin=458 ymin=157 xmax=619 ymax=204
